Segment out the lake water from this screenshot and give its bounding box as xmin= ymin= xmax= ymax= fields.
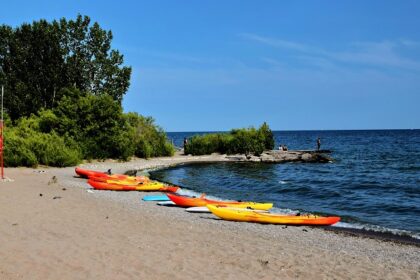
xmin=151 ymin=130 xmax=420 ymax=239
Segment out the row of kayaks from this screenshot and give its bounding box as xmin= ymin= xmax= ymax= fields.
xmin=75 ymin=167 xmax=341 ymax=226
xmin=76 ymin=167 xmax=179 ymax=192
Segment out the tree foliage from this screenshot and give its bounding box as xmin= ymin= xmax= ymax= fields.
xmin=0 ymin=14 xmax=131 ymax=120
xmin=125 ymin=112 xmax=175 ymax=158
xmin=185 ymin=123 xmax=275 ymax=156
xmin=0 ymin=16 xmax=174 ymax=167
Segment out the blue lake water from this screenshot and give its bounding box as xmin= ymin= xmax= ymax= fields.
xmin=151 ymin=130 xmax=420 ymax=238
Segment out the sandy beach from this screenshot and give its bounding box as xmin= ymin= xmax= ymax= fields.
xmin=0 ymin=155 xmax=419 ymax=280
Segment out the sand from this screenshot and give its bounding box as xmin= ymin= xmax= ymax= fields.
xmin=0 ymin=155 xmax=419 ymax=280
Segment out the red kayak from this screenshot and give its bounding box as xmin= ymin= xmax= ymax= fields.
xmin=75 ymin=167 xmax=112 ymax=178
xmin=75 ymin=167 xmax=148 ymax=182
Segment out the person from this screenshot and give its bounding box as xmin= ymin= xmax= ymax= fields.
xmin=317 ymin=137 xmax=321 ymax=151
xmin=183 ymin=137 xmax=188 ymax=154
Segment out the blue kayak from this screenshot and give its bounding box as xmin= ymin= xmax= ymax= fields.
xmin=142 ymin=195 xmax=170 ymax=201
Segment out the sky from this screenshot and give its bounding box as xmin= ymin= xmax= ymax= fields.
xmin=1 ymin=0 xmax=420 ymax=131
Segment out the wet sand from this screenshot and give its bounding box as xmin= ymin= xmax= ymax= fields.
xmin=0 ymin=156 xmax=419 ymax=279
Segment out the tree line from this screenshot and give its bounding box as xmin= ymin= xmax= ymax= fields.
xmin=0 ymin=15 xmax=174 ymax=167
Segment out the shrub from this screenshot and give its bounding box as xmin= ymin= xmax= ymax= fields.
xmin=4 ymin=129 xmax=38 ymax=167
xmin=185 ymin=123 xmax=274 ymax=156
xmin=126 ymin=113 xmax=175 ymax=158
xmin=4 ymin=127 xmax=81 ymax=167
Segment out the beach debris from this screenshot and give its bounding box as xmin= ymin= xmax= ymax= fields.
xmin=62 ymin=188 xmax=66 ymax=191
xmin=258 ymin=259 xmax=269 ymax=266
xmin=105 ymin=216 xmax=109 ymax=219
xmin=48 ymin=176 xmax=58 ymax=185
xmin=33 ymin=170 xmax=46 ymax=173
xmin=86 ymin=190 xmax=94 ymax=193
xmin=282 ymin=226 xmax=288 ymax=229
xmin=124 ymin=169 xmax=137 ymax=176
xmin=302 ymin=229 xmax=308 ymax=232
xmin=1 ymin=177 xmax=14 ymax=182
xmin=53 ymin=196 xmax=62 ymax=200
xmin=39 ymin=193 xmax=43 ymax=197
xmin=12 ymin=223 xmax=18 ymax=226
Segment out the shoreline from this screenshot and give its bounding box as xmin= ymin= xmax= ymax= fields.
xmin=1 ymin=157 xmax=419 ymax=279
xmin=78 ymin=153 xmax=420 ymax=245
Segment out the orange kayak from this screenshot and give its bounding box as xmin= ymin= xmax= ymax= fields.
xmin=167 ymin=193 xmax=273 ymax=210
xmin=87 ymin=179 xmax=179 ymax=192
xmin=75 ymin=167 xmax=148 ymax=182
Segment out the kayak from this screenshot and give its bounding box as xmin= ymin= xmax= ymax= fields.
xmin=186 ymin=206 xmax=269 ymax=214
xmin=87 ymin=179 xmax=179 ymax=192
xmin=89 ymin=174 xmax=150 ymax=183
xmin=75 ymin=167 xmax=149 ymax=182
xmin=75 ymin=167 xmax=110 ymax=178
xmin=207 ymin=205 xmax=340 ymax=226
xmin=90 ymin=177 xmax=152 ymax=185
xmin=142 ymin=195 xmax=170 ymax=201
xmin=166 ymin=193 xmax=273 ymax=210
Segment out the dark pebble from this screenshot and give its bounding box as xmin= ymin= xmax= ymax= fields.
xmin=53 ymin=196 xmax=62 ymax=199
xmin=39 ymin=193 xmax=43 ymax=197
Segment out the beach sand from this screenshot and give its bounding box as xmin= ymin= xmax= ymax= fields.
xmin=0 ymin=156 xmax=419 ymax=279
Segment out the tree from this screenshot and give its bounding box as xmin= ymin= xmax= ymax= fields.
xmin=0 ymin=15 xmax=131 ymax=120
xmin=258 ymin=122 xmax=275 ymax=150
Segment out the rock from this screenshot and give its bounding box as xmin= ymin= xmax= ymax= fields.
xmin=48 ymin=176 xmax=57 ymax=185
xmin=301 ymin=153 xmax=312 ymax=161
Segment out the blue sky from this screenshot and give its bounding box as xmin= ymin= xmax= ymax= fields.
xmin=1 ymin=0 xmax=420 ymax=131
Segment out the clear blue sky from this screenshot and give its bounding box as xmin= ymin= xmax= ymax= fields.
xmin=2 ymin=0 xmax=420 ymax=131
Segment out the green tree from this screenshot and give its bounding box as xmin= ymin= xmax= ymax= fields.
xmin=258 ymin=122 xmax=275 ymax=150
xmin=125 ymin=112 xmax=175 ymax=158
xmin=49 ymin=87 xmax=135 ymax=160
xmin=0 ymin=15 xmax=131 ymax=120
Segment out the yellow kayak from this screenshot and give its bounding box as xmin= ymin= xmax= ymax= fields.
xmin=167 ymin=193 xmax=273 ymax=210
xmin=104 ymin=179 xmax=161 ymax=186
xmin=207 ymin=205 xmax=340 ymax=226
xmin=88 ymin=179 xmax=179 ymax=192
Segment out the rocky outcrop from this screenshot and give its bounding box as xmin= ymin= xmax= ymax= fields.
xmin=225 ymin=150 xmax=332 ymax=163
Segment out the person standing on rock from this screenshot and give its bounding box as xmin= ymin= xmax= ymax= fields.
xmin=183 ymin=137 xmax=188 ymax=154
xmin=317 ymin=137 xmax=321 ymax=151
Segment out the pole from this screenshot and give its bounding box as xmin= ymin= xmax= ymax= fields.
xmin=1 ymin=85 xmax=3 ymax=179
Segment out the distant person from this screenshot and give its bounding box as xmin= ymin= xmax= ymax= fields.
xmin=183 ymin=137 xmax=188 ymax=151
xmin=283 ymin=145 xmax=288 ymax=151
xmin=317 ymin=137 xmax=321 ymax=151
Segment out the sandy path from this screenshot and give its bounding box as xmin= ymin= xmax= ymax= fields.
xmin=0 ymin=164 xmax=419 ymax=280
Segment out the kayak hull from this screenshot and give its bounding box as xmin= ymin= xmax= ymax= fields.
xmin=87 ymin=179 xmax=179 ymax=192
xmin=167 ymin=193 xmax=273 ymax=210
xmin=75 ymin=167 xmax=149 ymax=182
xmin=207 ymin=205 xmax=340 ymax=226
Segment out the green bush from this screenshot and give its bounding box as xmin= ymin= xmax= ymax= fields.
xmin=3 ymin=88 xmax=175 ymax=166
xmin=4 ymin=127 xmax=81 ymax=167
xmin=52 ymin=88 xmax=136 ymax=160
xmin=185 ymin=123 xmax=274 ymax=156
xmin=126 ymin=112 xmax=175 ymax=158
xmin=4 ymin=130 xmax=38 ymax=167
